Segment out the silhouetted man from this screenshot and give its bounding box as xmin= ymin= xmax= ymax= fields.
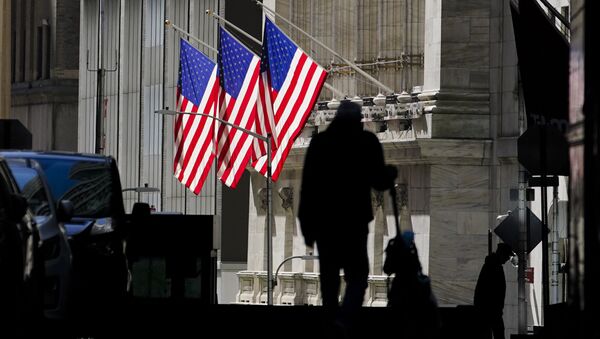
xmin=474 ymin=243 xmax=514 ymax=339
xmin=298 ymin=101 xmax=396 ymax=334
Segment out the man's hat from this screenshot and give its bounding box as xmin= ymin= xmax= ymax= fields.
xmin=496 ymin=243 xmax=514 ymax=256
xmin=336 ymin=101 xmax=362 ymax=119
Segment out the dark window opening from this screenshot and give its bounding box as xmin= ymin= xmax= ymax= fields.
xmin=36 ymin=22 xmax=51 ymax=80
xmin=36 ymin=26 xmax=42 ymax=80
xmin=11 ymin=30 xmax=15 ymax=83
xmin=561 ymin=6 xmax=570 ymax=35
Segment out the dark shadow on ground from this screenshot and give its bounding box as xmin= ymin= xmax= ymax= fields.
xmin=44 ymin=300 xmax=484 ymax=339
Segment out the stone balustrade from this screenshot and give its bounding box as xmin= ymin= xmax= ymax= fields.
xmin=235 ymin=271 xmax=390 ymax=306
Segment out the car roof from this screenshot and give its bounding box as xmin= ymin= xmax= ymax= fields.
xmin=0 ymin=150 xmax=110 ymax=163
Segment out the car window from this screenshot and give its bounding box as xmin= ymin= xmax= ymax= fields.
xmin=0 ymin=161 xmax=19 ymax=195
xmin=10 ymin=167 xmax=52 ymax=217
xmin=0 ymin=164 xmax=12 ymax=209
xmin=34 ymin=158 xmax=113 ymax=218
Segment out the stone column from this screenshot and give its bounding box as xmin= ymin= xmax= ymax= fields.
xmin=422 ymin=0 xmax=492 ymax=305
xmin=421 ymin=0 xmax=490 ymax=140
xmin=247 ymin=182 xmax=270 ymax=272
xmin=278 ymin=186 xmax=295 ymax=272
xmin=0 ymin=0 xmax=10 ymax=118
xmin=372 ymin=191 xmax=385 ymax=275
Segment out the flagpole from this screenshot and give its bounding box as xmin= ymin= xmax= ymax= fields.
xmin=163 ymin=18 xmax=310 ymax=306
xmin=266 ymin=133 xmax=273 ymax=306
xmin=155 ymin=109 xmax=265 ymax=140
xmin=168 ymin=16 xmax=343 ymax=99
xmin=156 ymin=108 xmax=275 ymax=306
xmin=254 ymin=1 xmax=395 ymax=94
xmin=205 ymin=9 xmax=341 ymax=305
xmin=165 ymin=19 xmax=218 ymax=54
xmin=206 ymin=11 xmax=274 ymax=305
xmin=204 ymin=10 xmax=345 ymax=99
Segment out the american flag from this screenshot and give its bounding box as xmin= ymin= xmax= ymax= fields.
xmin=173 ymin=39 xmax=220 ymax=195
xmin=216 ymin=27 xmax=261 ymax=188
xmin=252 ymin=18 xmax=328 ymax=181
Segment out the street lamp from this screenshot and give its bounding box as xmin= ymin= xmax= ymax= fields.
xmin=272 ymin=253 xmax=319 ymax=287
xmin=122 ymin=183 xmax=160 ymax=209
xmin=155 ymin=108 xmax=275 ymax=305
xmin=122 ymin=183 xmax=160 ymax=193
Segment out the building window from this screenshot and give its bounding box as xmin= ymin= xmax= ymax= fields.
xmin=11 ymin=30 xmax=15 ymax=83
xmin=561 ymin=6 xmax=570 ymax=36
xmin=36 ymin=20 xmax=51 ymax=80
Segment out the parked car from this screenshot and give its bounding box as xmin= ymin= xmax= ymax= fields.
xmin=0 ymin=156 xmax=44 ymax=337
xmin=5 ymin=158 xmax=73 ymax=320
xmin=0 ymin=151 xmax=129 ymax=318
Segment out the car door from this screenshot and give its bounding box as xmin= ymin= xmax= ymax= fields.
xmin=0 ymin=159 xmax=44 ymax=336
xmin=7 ymin=159 xmax=73 ymax=320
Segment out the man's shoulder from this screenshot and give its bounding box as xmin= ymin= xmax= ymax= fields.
xmin=309 ymin=132 xmax=327 ymax=145
xmin=361 ymin=129 xmax=379 ymax=139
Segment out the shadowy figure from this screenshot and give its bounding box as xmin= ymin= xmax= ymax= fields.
xmin=474 ymin=243 xmax=515 ymax=339
xmin=298 ymin=101 xmax=396 ymax=337
xmin=385 ymin=190 xmax=441 ymax=338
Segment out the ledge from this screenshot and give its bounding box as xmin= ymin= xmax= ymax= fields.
xmin=11 ymin=79 xmax=79 ymax=106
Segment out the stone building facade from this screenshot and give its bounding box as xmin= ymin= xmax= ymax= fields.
xmin=9 ymin=0 xmax=79 ymax=151
xmin=66 ymin=1 xmax=569 ymax=336
xmin=234 ymin=1 xmax=564 ymax=337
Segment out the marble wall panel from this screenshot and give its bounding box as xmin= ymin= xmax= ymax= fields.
xmin=441 ymin=0 xmax=490 ymax=18
xmin=441 ymin=42 xmax=489 ymax=68
xmin=430 ymin=188 xmax=490 ymax=211
xmin=431 ymin=114 xmax=490 ymax=139
xmin=457 ymin=211 xmax=490 ymax=235
xmin=431 ymin=280 xmax=474 ymax=305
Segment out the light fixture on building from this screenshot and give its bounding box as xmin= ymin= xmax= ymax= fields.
xmin=397 ymin=91 xmax=411 ymax=103
xmin=327 ymin=97 xmax=340 ymax=110
xmin=351 ymin=95 xmax=364 ymax=107
xmin=373 ymin=92 xmax=386 ymax=106
xmin=122 ymin=183 xmax=160 ymax=193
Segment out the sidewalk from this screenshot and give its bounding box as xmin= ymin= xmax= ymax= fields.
xmin=51 ymin=300 xmax=481 ymax=338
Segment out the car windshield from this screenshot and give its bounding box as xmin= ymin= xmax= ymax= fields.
xmin=34 ymin=158 xmax=113 ymax=218
xmin=10 ymin=167 xmax=52 ymax=217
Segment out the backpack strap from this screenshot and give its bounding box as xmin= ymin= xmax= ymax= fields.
xmin=389 ymin=184 xmax=401 ymax=237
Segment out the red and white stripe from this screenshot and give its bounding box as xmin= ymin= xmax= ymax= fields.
xmin=173 ymin=67 xmax=220 ymax=194
xmin=216 ymin=56 xmax=261 ymax=188
xmin=252 ymin=49 xmax=327 ymax=181
xmin=252 ymin=71 xmax=277 ymax=162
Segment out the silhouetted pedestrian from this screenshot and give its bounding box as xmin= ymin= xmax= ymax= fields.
xmin=385 ymin=203 xmax=441 ymax=338
xmin=474 ymin=242 xmax=515 ymax=339
xmin=298 ymin=101 xmax=396 ymax=337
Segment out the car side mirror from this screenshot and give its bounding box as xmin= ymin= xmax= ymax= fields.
xmin=8 ymin=194 xmax=28 ymax=222
xmin=57 ymin=200 xmax=74 ymax=222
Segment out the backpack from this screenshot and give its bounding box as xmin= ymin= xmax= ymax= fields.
xmin=384 ymin=187 xmax=441 ymax=336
